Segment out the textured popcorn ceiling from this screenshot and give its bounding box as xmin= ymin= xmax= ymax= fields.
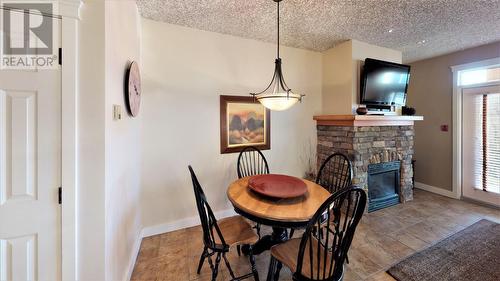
xmin=137 ymin=0 xmax=500 ymax=62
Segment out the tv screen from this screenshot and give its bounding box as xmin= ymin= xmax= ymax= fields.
xmin=361 ymin=58 xmax=411 ymax=106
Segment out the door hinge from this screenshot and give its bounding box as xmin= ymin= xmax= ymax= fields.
xmin=58 ymin=48 xmax=62 ymax=65
xmin=58 ymin=187 xmax=62 ymax=204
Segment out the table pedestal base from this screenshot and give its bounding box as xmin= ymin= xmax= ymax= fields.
xmin=241 ymin=227 xmax=289 ymax=255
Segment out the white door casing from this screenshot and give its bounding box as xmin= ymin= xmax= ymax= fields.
xmin=0 ymin=57 xmax=62 ymax=281
xmin=451 ymin=57 xmax=500 ymax=200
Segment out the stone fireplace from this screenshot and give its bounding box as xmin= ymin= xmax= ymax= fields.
xmin=314 ymin=115 xmax=423 ymax=211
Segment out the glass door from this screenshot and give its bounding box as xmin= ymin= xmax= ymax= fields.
xmin=462 ymin=85 xmax=500 ymax=206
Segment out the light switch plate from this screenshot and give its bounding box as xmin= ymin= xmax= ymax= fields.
xmin=113 ymin=104 xmax=122 ymax=120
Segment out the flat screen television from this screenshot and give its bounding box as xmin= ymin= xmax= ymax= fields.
xmin=360 ymin=58 xmax=411 ymax=106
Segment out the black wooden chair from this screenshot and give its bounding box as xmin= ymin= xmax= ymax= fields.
xmin=189 ymin=166 xmax=260 ymax=281
xmin=316 ymin=153 xmax=352 ymax=194
xmin=266 ymin=187 xmax=366 ymax=281
xmin=315 ymin=153 xmax=354 ymax=264
xmin=237 ymin=146 xmax=270 ymax=178
xmin=237 ymin=146 xmax=270 ymax=240
xmin=288 ymin=153 xmax=353 ymax=241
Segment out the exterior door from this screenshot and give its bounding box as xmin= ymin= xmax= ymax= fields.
xmin=462 ymin=85 xmax=500 ymax=206
xmin=0 ymin=50 xmax=61 ymax=281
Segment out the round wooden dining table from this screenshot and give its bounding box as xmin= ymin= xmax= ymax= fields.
xmin=227 ymin=176 xmax=331 ymax=255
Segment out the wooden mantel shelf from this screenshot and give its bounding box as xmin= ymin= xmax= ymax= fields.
xmin=313 ymin=115 xmax=424 ymax=126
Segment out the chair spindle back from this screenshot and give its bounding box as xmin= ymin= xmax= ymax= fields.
xmin=237 ymin=146 xmax=270 ymax=178
xmin=316 ymin=153 xmax=352 ymax=194
xmin=295 ymin=187 xmax=366 ymax=281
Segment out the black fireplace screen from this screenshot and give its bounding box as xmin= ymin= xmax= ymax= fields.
xmin=368 ymin=161 xmax=401 ymax=212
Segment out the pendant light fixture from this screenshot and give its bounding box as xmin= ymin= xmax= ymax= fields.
xmin=250 ymin=0 xmax=304 ymax=111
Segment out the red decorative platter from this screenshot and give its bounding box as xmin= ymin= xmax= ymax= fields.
xmin=248 ymin=174 xmax=308 ymax=199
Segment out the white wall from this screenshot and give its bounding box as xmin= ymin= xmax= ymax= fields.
xmin=104 ymin=1 xmax=142 ymax=281
xmin=76 ymin=1 xmax=142 ymax=280
xmin=77 ymin=1 xmax=106 ymax=279
xmin=140 ymin=19 xmax=322 ymax=232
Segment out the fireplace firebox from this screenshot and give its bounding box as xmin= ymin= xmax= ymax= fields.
xmin=368 ymin=161 xmax=401 ymax=212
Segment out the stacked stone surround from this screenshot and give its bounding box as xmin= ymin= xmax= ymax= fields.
xmin=317 ymin=125 xmax=415 ymax=202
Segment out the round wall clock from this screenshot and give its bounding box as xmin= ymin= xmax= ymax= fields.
xmin=125 ymin=61 xmax=141 ymax=117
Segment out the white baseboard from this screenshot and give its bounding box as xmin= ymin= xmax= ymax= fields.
xmin=125 ymin=228 xmax=144 ymax=281
xmin=141 ymin=208 xmax=237 ymax=238
xmin=125 ymin=209 xmax=237 ymax=280
xmin=414 ymin=182 xmax=459 ymax=199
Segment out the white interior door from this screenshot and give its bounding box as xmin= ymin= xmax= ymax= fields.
xmin=0 ymin=59 xmax=61 ymax=280
xmin=462 ymin=85 xmax=500 ymax=207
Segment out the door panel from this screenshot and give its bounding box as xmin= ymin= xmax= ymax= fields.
xmin=1 ymin=90 xmax=37 ymax=203
xmin=0 ymin=234 xmax=37 ymax=281
xmin=0 ymin=67 xmax=61 ymax=280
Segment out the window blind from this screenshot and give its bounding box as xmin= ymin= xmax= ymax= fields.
xmin=474 ymin=93 xmax=500 ymax=194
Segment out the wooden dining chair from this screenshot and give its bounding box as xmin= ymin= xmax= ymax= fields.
xmin=287 ymin=153 xmax=353 ymax=241
xmin=189 ymin=166 xmax=260 ymax=281
xmin=237 ymin=146 xmax=270 ymax=240
xmin=316 ymin=153 xmax=353 ymax=194
xmin=266 ymin=187 xmax=367 ymax=281
xmin=237 ymin=146 xmax=270 ymax=178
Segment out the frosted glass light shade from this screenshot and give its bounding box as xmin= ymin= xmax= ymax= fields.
xmin=256 ymin=92 xmax=301 ymax=111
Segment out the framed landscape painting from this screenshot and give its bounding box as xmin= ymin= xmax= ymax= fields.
xmin=220 ymin=95 xmax=271 ymax=154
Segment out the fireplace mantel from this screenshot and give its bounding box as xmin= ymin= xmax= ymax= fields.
xmin=313 ymin=115 xmax=424 ymax=126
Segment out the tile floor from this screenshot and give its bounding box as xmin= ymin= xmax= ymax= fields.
xmin=131 ymin=190 xmax=499 ymax=281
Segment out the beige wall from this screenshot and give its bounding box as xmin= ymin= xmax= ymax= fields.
xmin=321 ymin=40 xmax=402 ymax=114
xmin=322 ymin=41 xmax=353 ymax=114
xmin=140 ymin=19 xmax=322 ymax=230
xmin=408 ymin=41 xmax=500 ymax=191
xmin=351 ymin=40 xmax=402 ymax=112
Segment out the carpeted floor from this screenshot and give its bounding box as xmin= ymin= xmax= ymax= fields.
xmin=387 ymin=219 xmax=500 ymax=281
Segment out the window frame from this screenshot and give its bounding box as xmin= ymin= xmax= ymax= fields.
xmin=458 ymin=66 xmax=500 ymax=86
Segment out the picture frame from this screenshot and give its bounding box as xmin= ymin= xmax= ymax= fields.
xmin=220 ymin=95 xmax=271 ymax=154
